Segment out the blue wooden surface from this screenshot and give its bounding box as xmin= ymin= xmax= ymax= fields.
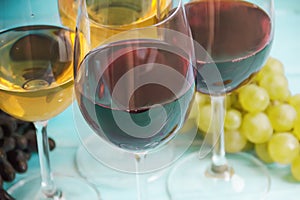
xmin=3 ymin=0 xmax=300 ymax=199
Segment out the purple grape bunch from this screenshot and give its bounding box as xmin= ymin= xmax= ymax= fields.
xmin=0 ymin=110 xmax=56 ymax=199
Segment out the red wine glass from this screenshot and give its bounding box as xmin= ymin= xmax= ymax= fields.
xmin=65 ymin=0 xmax=194 ymax=188
xmin=73 ymin=0 xmax=198 ymax=199
xmin=167 ymin=0 xmax=274 ymax=199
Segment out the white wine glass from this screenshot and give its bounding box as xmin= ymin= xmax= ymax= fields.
xmin=167 ymin=0 xmax=275 ymax=199
xmin=0 ymin=0 xmax=99 ymax=199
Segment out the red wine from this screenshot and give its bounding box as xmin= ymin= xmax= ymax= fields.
xmin=76 ymin=39 xmax=195 ymax=152
xmin=185 ymin=0 xmax=273 ymax=94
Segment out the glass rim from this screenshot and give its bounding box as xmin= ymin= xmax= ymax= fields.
xmin=78 ymin=0 xmax=183 ymax=30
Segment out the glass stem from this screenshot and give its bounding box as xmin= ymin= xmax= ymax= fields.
xmin=34 ymin=121 xmax=61 ymax=198
xmin=208 ymin=95 xmax=233 ymax=179
xmin=134 ymin=153 xmax=148 ymax=200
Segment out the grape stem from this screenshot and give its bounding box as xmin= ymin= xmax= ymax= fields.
xmin=203 ymin=95 xmax=233 ymax=179
xmin=35 ymin=121 xmax=62 ymax=198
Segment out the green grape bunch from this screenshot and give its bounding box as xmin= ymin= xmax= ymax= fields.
xmin=193 ymin=57 xmax=300 ymax=182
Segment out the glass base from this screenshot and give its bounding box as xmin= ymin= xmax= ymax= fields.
xmin=75 ymin=141 xmax=173 ymax=188
xmin=167 ymin=152 xmax=270 ymax=200
xmin=8 ymin=175 xmax=101 ymax=200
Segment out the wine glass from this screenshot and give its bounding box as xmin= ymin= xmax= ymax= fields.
xmin=167 ymin=0 xmax=275 ymax=199
xmin=0 ymin=0 xmax=99 ymax=199
xmin=71 ymin=0 xmax=198 ymax=188
xmin=73 ymin=0 xmax=197 ymax=198
xmin=59 ymin=0 xmax=177 ymax=186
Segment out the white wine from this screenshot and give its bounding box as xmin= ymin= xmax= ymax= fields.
xmin=59 ymin=0 xmax=171 ymax=48
xmin=0 ymin=25 xmax=75 ymax=122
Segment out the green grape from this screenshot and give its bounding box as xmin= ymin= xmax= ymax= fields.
xmin=224 ymin=108 xmax=242 ymax=131
xmin=224 ymin=129 xmax=247 ymax=153
xmin=255 ymin=143 xmax=274 ymax=164
xmin=229 ymin=92 xmax=243 ymax=110
xmin=288 ymin=94 xmax=300 ymax=113
xmin=225 ymin=95 xmax=232 ymax=109
xmin=238 ymin=84 xmax=270 ymax=113
xmin=259 ymin=73 xmax=290 ymax=101
xmin=240 ymin=112 xmax=273 ymax=144
xmin=291 ymin=155 xmax=300 ymax=181
xmin=293 ymin=117 xmax=300 ymax=140
xmin=187 ymin=92 xmax=210 ymax=120
xmin=242 ymin=141 xmax=254 ymax=152
xmin=197 ymin=104 xmax=212 ymax=133
xmin=266 ymin=57 xmax=285 ymax=73
xmin=195 ymin=92 xmax=210 ymax=107
xmin=268 ymin=132 xmax=300 ymax=165
xmin=267 ymin=103 xmax=297 ymax=132
xmin=255 ymin=57 xmax=284 ymax=82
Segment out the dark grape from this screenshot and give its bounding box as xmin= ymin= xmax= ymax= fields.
xmin=0 ymin=137 xmax=16 ymax=152
xmin=0 ymin=174 xmax=3 ymax=188
xmin=0 ymin=115 xmax=17 ymax=137
xmin=48 ymin=137 xmax=56 ymax=151
xmin=0 ymin=127 xmax=4 ymax=139
xmin=0 ymin=148 xmax=6 ymax=160
xmin=12 ymin=134 xmax=28 ymax=150
xmin=7 ymin=150 xmax=28 ymax=173
xmin=0 ymin=158 xmax=16 ymax=182
xmin=23 ymin=129 xmax=37 ymax=152
xmin=15 ymin=122 xmax=35 ymax=136
xmin=0 ymin=189 xmax=15 ymax=200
